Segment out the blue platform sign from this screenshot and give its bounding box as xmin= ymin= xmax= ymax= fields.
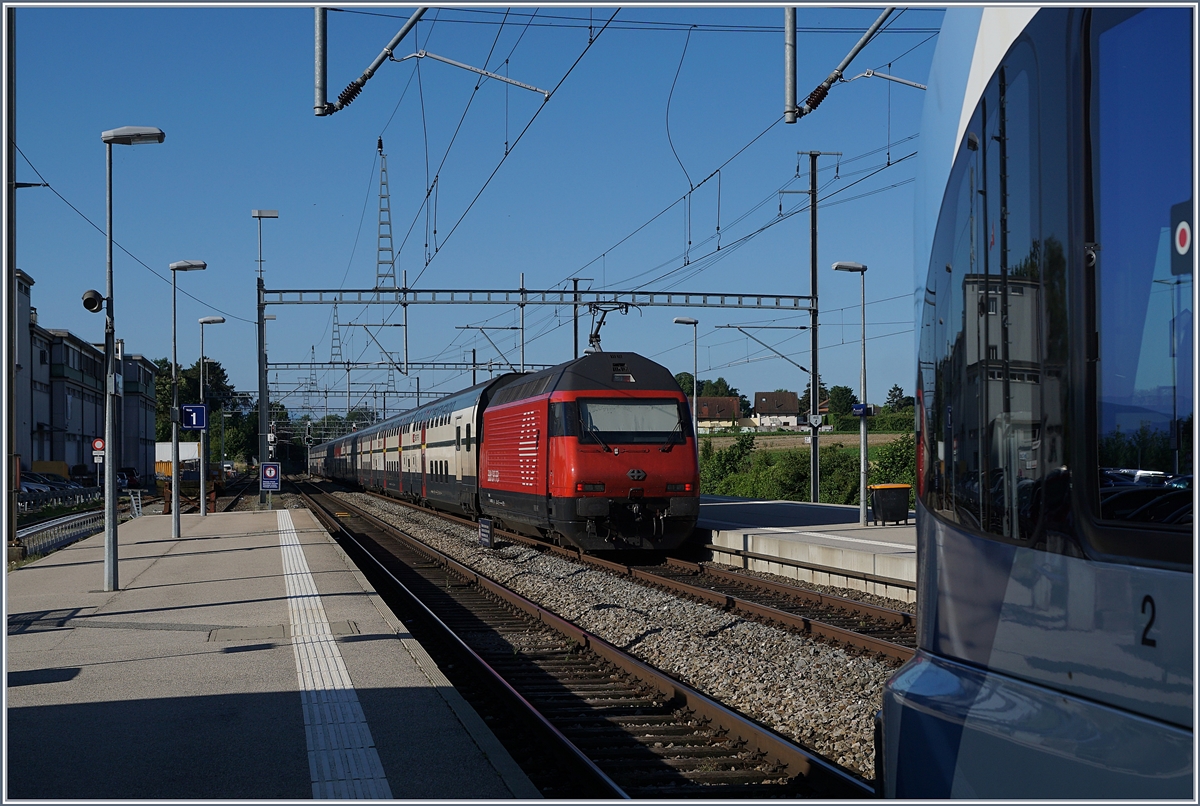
xmin=181 ymin=404 xmax=207 ymax=430
xmin=260 ymin=462 xmax=281 ymax=491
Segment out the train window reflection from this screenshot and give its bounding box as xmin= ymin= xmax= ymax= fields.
xmin=1093 ymin=8 xmax=1193 ymax=530
xmin=921 ymin=45 xmax=1052 ymax=543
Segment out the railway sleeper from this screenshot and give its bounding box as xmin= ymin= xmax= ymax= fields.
xmin=589 ymin=745 xmax=760 ymax=761
xmin=570 ymin=733 xmax=733 ymax=748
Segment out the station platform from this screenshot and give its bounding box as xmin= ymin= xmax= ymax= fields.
xmin=697 ymin=496 xmax=916 ymax=603
xmin=5 ymin=508 xmax=538 ymax=800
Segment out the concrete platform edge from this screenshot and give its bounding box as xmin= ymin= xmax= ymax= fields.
xmin=708 ymin=529 xmax=916 ymax=603
xmin=313 ymin=512 xmax=541 ymax=799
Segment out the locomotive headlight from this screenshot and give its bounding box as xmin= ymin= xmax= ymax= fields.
xmin=666 ymin=483 xmax=693 ymax=492
xmin=576 ymin=482 xmax=605 ymax=492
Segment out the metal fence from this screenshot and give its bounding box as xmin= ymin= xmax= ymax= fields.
xmin=15 ymin=511 xmax=106 ymax=557
xmin=16 ymin=487 xmax=102 ymax=514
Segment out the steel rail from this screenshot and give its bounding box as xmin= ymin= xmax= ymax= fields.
xmin=666 ymin=557 xmax=914 ymax=625
xmin=298 ymin=483 xmax=629 ymax=799
xmin=354 ymin=488 xmax=913 ymax=660
xmin=313 ymin=485 xmax=874 ymax=797
xmin=218 ymin=474 xmax=256 ymax=513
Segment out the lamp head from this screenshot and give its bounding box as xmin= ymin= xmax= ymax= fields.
xmin=82 ymin=289 xmax=104 ymax=313
xmin=673 ymin=317 xmax=699 ymax=326
xmin=169 ymin=260 xmax=207 ymax=272
xmin=832 ymin=261 xmax=868 ymax=273
xmin=199 ymin=316 xmax=226 ymax=325
xmin=101 ymin=126 xmax=165 ymax=145
xmin=251 ymin=209 xmax=279 ymax=219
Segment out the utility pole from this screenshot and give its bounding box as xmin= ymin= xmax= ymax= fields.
xmin=806 ymin=151 xmax=839 ymax=503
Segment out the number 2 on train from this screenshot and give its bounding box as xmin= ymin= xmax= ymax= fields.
xmin=1140 ymin=595 xmax=1156 ymax=648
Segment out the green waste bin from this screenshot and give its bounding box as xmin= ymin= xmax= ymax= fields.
xmin=869 ymin=484 xmax=911 ymax=525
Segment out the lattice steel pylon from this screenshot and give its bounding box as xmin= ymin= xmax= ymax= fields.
xmin=376 ymin=137 xmax=395 ymax=290
xmin=331 ymin=303 xmax=343 ymax=363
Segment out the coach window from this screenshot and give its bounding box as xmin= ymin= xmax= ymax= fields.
xmin=1087 ymin=8 xmax=1192 ymax=566
xmin=465 ymin=424 xmax=472 ymax=451
xmin=456 ymin=426 xmax=461 ymax=450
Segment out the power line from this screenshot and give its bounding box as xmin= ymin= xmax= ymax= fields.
xmin=409 ymin=7 xmax=622 ymax=287
xmin=12 ymin=142 xmax=254 ymax=325
xmin=331 ymin=6 xmax=941 ymax=35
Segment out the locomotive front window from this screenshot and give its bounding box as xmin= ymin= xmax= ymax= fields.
xmin=575 ymin=399 xmax=686 ymax=445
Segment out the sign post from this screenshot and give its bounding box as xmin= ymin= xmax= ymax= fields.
xmin=92 ymin=438 xmax=105 ymax=487
xmin=260 ymin=461 xmax=281 ymax=510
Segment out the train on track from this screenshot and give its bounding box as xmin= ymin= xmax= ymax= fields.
xmin=880 ymin=7 xmax=1193 ymax=798
xmin=309 ymin=351 xmax=700 ymax=552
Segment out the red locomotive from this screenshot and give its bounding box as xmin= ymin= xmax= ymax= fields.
xmin=311 ymin=351 xmax=700 ymax=551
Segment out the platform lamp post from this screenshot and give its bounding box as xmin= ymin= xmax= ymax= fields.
xmin=170 ymin=260 xmax=206 ymax=540
xmin=93 ymin=125 xmax=164 ymax=592
xmin=198 ymin=316 xmax=225 ymax=515
xmin=833 ymin=261 xmax=869 ymax=525
xmin=253 ymin=209 xmax=278 ymax=504
xmin=673 ymin=317 xmax=699 ymax=452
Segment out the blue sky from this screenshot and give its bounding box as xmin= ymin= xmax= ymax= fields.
xmin=14 ymin=5 xmax=942 ymax=416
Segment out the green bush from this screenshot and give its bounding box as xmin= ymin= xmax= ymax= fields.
xmin=701 ymin=440 xmax=867 ymax=505
xmin=869 ymin=432 xmax=917 ymax=509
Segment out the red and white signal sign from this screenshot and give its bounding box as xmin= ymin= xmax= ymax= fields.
xmin=1175 ymin=219 xmax=1191 ymax=255
xmin=92 ymin=437 xmax=105 ymax=452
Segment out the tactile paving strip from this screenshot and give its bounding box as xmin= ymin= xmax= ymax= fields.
xmin=278 ymin=510 xmax=392 ymax=799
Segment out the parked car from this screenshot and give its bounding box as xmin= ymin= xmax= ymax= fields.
xmin=1099 ymin=470 xmax=1138 ymax=488
xmin=36 ymin=472 xmax=82 ymax=489
xmin=115 ymin=472 xmax=129 ymax=490
xmin=1166 ymin=474 xmax=1192 ymax=490
xmin=20 ymin=479 xmax=51 ymax=493
xmin=70 ymin=464 xmax=97 ymax=487
xmin=118 ymin=467 xmax=142 ymax=488
xmin=23 ymin=472 xmax=73 ymax=490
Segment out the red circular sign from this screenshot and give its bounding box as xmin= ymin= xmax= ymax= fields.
xmin=92 ymin=438 xmax=105 ymax=451
xmin=264 ymin=465 xmax=277 ymax=478
xmin=1176 ymin=220 xmax=1191 ymax=255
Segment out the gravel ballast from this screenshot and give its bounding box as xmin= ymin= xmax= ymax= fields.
xmin=330 ymin=491 xmax=895 ymax=780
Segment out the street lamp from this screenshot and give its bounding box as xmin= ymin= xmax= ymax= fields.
xmin=253 ymin=209 xmax=278 ymax=504
xmin=199 ymin=315 xmax=225 ymax=515
xmin=169 ymin=260 xmax=205 ymax=540
xmin=833 ymin=261 xmax=869 ymax=526
xmin=95 ymin=125 xmax=164 ymax=593
xmin=673 ymin=317 xmax=699 ymax=447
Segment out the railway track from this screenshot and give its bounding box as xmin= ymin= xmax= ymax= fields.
xmin=297 ymin=480 xmax=874 ymax=799
xmin=217 ymin=473 xmax=256 ymax=512
xmin=357 ymin=487 xmax=915 ymax=662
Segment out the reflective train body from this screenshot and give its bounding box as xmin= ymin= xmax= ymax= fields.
xmin=309 ymin=351 xmax=700 ymax=551
xmin=880 ymin=7 xmax=1194 ymax=798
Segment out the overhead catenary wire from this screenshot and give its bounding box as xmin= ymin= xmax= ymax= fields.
xmin=305 ymin=8 xmax=932 ymax=403
xmin=12 ymin=142 xmax=254 ymax=325
xmin=408 ymin=7 xmax=621 ymax=287
xmin=331 ymin=6 xmax=941 ymax=36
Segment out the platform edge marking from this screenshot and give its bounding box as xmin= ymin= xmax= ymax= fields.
xmin=278 ymin=509 xmax=393 ymax=799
